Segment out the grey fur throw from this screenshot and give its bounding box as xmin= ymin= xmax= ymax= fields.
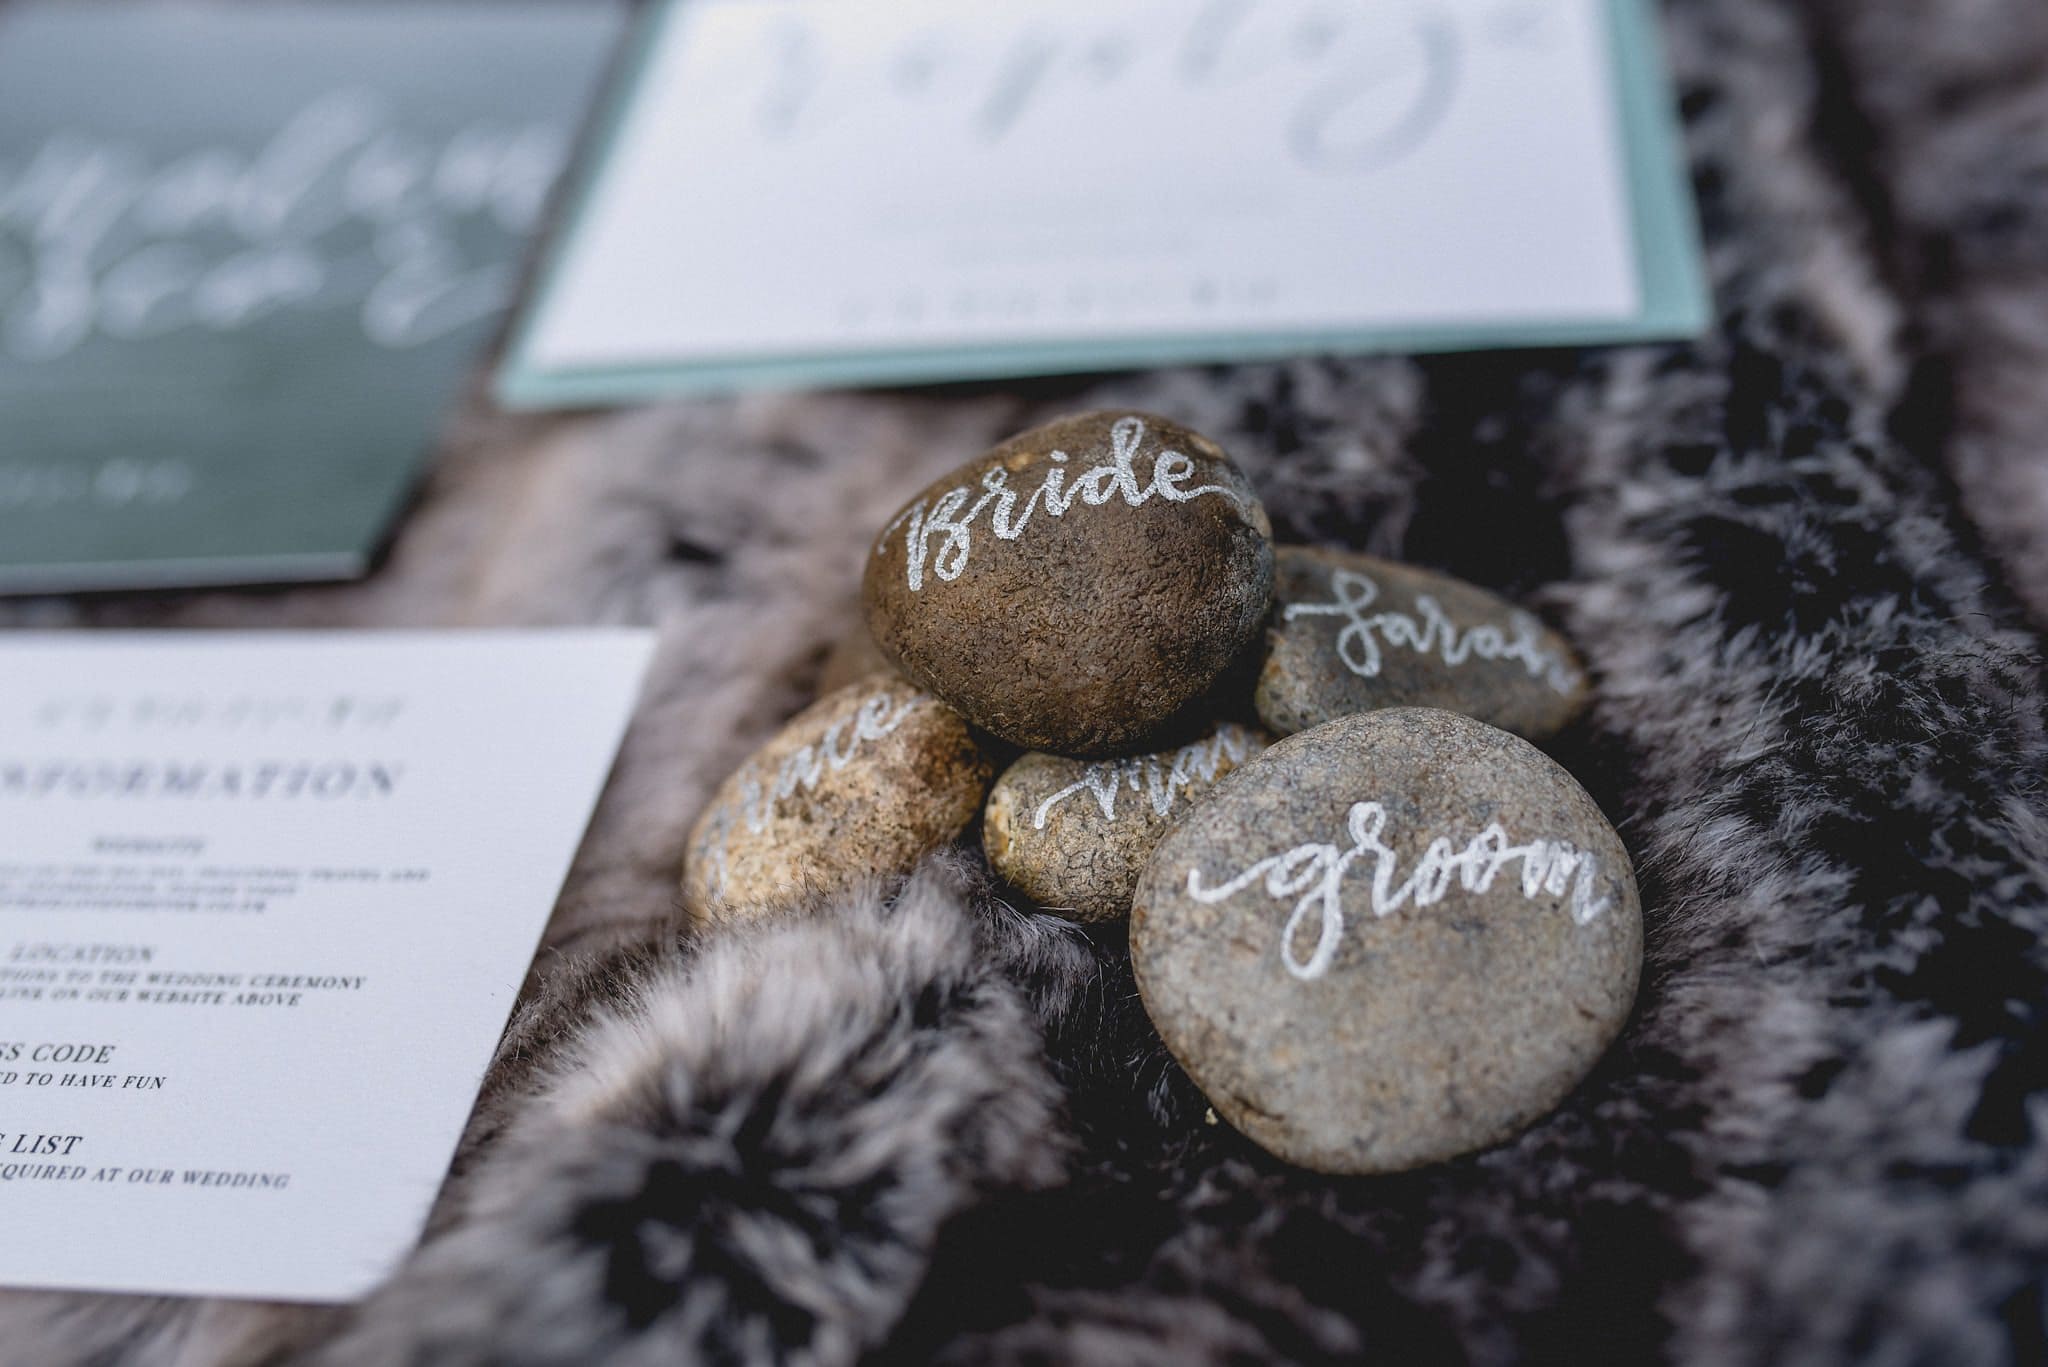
xmin=7 ymin=0 xmax=2048 ymax=1362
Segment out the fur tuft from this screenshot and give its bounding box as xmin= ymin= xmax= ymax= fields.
xmin=310 ymin=868 xmax=1066 ymax=1367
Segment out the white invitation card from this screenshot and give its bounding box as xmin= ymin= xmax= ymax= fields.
xmin=0 ymin=632 xmax=654 ymax=1302
xmin=498 ymin=0 xmax=1706 ymax=403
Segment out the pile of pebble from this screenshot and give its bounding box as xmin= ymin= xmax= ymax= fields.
xmin=682 ymin=411 xmax=1641 ymax=1176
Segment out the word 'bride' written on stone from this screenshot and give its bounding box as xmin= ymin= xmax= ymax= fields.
xmin=693 ymin=690 xmax=915 ymax=895
xmin=1285 ymin=568 xmax=1581 ymax=694
xmin=1033 ymin=723 xmax=1260 ymax=829
xmin=1187 ymin=798 xmax=1611 ymax=981
xmin=881 ymin=416 xmax=1247 ymax=591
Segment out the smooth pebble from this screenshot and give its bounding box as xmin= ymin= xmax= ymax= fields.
xmin=984 ymin=720 xmax=1270 ymax=922
xmin=1132 ymin=707 xmax=1640 ymax=1174
xmin=864 ymin=410 xmax=1274 ymax=756
xmin=1256 ymin=547 xmax=1588 ymax=741
xmin=683 ymin=678 xmax=995 ymax=918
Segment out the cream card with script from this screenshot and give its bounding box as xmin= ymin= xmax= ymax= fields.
xmin=0 ymin=632 xmax=653 ymax=1302
xmin=499 ymin=0 xmax=1705 ymax=403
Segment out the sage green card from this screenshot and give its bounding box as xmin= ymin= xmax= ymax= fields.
xmin=0 ymin=4 xmax=622 ymax=595
xmin=497 ymin=0 xmax=1707 ymax=407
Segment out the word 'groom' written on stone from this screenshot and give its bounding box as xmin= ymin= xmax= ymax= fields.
xmin=1188 ymin=798 xmax=1611 ymax=981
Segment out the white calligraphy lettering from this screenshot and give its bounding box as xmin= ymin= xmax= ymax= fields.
xmin=1032 ymin=723 xmax=1261 ymax=828
xmin=1284 ymin=568 xmax=1580 ymax=694
xmin=1187 ymin=799 xmax=1610 ymax=981
xmin=887 ymin=417 xmax=1247 ymax=590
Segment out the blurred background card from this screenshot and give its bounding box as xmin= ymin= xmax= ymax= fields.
xmin=499 ymin=0 xmax=1707 ymax=406
xmin=0 ymin=3 xmax=622 ymax=596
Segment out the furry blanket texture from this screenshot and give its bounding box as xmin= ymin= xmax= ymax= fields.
xmin=6 ymin=0 xmax=2048 ymax=1362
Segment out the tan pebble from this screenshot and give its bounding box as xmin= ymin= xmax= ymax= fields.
xmin=984 ymin=720 xmax=1270 ymax=922
xmin=683 ymin=678 xmax=995 ymax=919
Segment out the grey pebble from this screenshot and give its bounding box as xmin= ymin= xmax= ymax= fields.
xmin=1132 ymin=707 xmax=1641 ymax=1174
xmin=1256 ymin=547 xmax=1589 ymax=741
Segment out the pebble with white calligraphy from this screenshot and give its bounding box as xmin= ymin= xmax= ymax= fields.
xmin=1132 ymin=707 xmax=1639 ymax=1175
